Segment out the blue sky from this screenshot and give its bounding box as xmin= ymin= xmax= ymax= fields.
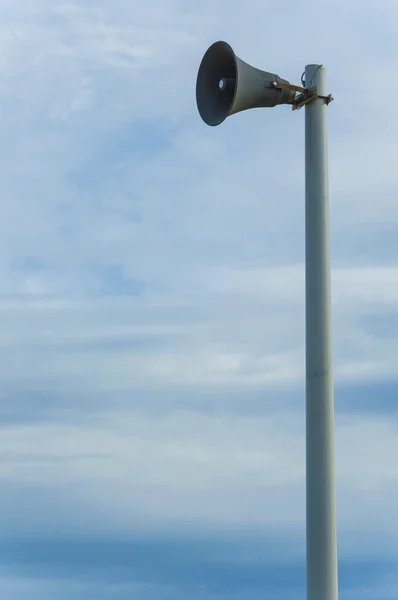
xmin=0 ymin=0 xmax=397 ymax=598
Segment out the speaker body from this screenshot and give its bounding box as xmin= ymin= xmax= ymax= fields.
xmin=196 ymin=41 xmax=295 ymax=126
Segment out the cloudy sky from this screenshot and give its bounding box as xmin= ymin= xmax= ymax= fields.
xmin=0 ymin=0 xmax=397 ymax=598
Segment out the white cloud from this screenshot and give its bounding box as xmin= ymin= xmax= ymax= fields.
xmin=0 ymin=3 xmax=397 ymax=592
xmin=0 ymin=264 xmax=396 ymax=391
xmin=0 ymin=408 xmax=397 ymax=561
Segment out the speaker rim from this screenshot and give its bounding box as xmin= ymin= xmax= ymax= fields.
xmin=196 ymin=40 xmax=238 ymax=127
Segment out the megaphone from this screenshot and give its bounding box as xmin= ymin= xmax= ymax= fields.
xmin=196 ymin=41 xmax=296 ymax=126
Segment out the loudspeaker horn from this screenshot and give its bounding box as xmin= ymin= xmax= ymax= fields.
xmin=196 ymin=41 xmax=296 ymax=126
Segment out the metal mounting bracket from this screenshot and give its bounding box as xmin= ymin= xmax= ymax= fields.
xmin=272 ymin=81 xmax=334 ymax=111
xmin=292 ymin=87 xmax=318 ymax=110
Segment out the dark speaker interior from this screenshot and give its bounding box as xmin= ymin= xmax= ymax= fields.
xmin=196 ymin=41 xmax=237 ymax=127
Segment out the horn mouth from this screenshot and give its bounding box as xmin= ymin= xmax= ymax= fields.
xmin=196 ymin=41 xmax=238 ymax=127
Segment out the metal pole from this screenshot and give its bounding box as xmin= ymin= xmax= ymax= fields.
xmin=305 ymin=64 xmax=338 ymax=600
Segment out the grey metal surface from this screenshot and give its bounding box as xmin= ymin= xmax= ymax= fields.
xmin=305 ymin=64 xmax=339 ymax=600
xmin=196 ymin=41 xmax=295 ymax=126
xmin=195 ymin=44 xmax=339 ymax=599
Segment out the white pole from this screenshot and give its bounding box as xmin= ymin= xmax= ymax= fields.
xmin=304 ymin=64 xmax=338 ymax=600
